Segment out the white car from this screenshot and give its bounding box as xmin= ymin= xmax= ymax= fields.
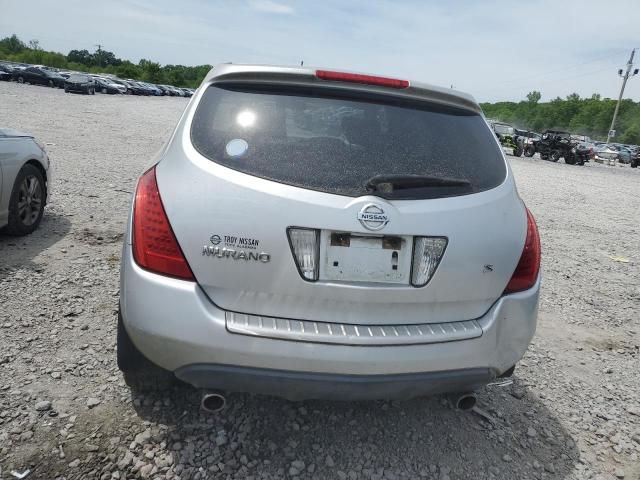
xmin=0 ymin=129 xmax=52 ymax=235
xmin=117 ymin=65 xmax=541 ymax=409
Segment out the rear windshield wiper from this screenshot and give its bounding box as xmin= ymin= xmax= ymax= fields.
xmin=365 ymin=174 xmax=471 ymax=194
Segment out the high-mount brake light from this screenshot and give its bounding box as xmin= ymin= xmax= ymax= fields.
xmin=315 ymin=70 xmax=409 ymax=89
xmin=132 ymin=166 xmax=195 ymax=281
xmin=504 ymin=207 xmax=541 ymax=293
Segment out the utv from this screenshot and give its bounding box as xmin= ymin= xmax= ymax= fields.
xmin=490 ymin=122 xmax=524 ymax=157
xmin=537 ymin=130 xmax=582 ymax=165
xmin=515 ymin=129 xmax=541 ymax=157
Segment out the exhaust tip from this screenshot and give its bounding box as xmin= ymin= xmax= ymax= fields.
xmin=201 ymin=392 xmax=226 ymax=413
xmin=456 ymin=393 xmax=477 ymax=411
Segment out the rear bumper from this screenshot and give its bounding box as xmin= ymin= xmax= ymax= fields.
xmin=176 ymin=364 xmax=491 ymax=401
xmin=65 ymin=85 xmax=89 ymax=92
xmin=120 ymin=243 xmax=539 ymax=399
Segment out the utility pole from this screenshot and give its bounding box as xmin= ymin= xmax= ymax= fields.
xmin=606 ymin=48 xmax=638 ymax=144
xmin=95 ymin=44 xmax=103 ymax=67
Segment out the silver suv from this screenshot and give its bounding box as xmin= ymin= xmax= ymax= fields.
xmin=118 ymin=65 xmax=541 ymax=404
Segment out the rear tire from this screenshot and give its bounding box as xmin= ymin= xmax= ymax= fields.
xmin=524 ymin=146 xmax=535 ymax=157
xmin=17 ymin=76 xmax=24 ymax=84
xmin=565 ymin=153 xmax=576 ymax=165
xmin=631 ymin=159 xmax=638 ymax=168
xmin=5 ymin=164 xmax=45 ymax=236
xmin=117 ymin=310 xmax=175 ymax=391
xmin=550 ymin=150 xmax=561 ymax=162
xmin=48 ymin=80 xmax=54 ymax=87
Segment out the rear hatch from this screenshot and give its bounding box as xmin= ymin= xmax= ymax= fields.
xmin=157 ymin=70 xmax=526 ymax=325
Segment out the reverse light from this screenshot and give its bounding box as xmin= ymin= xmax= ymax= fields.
xmin=315 ymin=70 xmax=409 ymax=89
xmin=411 ymin=237 xmax=448 ymax=287
xmin=504 ymin=208 xmax=541 ymax=293
xmin=132 ymin=167 xmax=195 ymax=281
xmin=287 ymin=228 xmax=320 ymax=281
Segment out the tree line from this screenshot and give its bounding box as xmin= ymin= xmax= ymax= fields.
xmin=481 ymin=90 xmax=640 ymax=145
xmin=0 ymin=34 xmax=210 ymax=88
xmin=2 ymin=34 xmax=639 ymax=143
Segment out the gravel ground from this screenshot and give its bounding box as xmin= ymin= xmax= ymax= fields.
xmin=0 ymin=81 xmax=639 ymax=480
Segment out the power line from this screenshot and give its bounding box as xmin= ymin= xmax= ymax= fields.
xmin=493 ymin=49 xmax=628 ymax=86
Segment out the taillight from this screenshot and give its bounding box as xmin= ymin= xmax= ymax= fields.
xmin=287 ymin=227 xmax=320 ymax=281
xmin=132 ymin=166 xmax=194 ymax=281
xmin=411 ymin=237 xmax=448 ymax=287
xmin=316 ymin=70 xmax=409 ymax=89
xmin=504 ymin=208 xmax=541 ymax=293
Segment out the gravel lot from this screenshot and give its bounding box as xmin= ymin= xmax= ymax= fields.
xmin=0 ymin=80 xmax=639 ymax=480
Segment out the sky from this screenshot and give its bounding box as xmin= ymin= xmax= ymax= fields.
xmin=1 ymin=0 xmax=639 ymax=103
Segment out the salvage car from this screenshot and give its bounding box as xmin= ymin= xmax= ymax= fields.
xmin=118 ymin=65 xmax=541 ymax=407
xmin=64 ymin=73 xmax=95 ymax=94
xmin=594 ymin=144 xmax=619 ymax=163
xmin=0 ymin=128 xmax=52 ymax=235
xmin=13 ymin=66 xmax=65 ymax=88
xmin=0 ymin=64 xmax=12 ymax=81
xmin=94 ymin=77 xmax=126 ymax=94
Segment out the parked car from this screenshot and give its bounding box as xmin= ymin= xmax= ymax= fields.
xmin=0 ymin=128 xmax=52 ymax=235
xmin=64 ymin=73 xmax=95 ymax=94
xmin=613 ymin=145 xmax=633 ymax=164
xmin=108 ymin=78 xmax=134 ymax=94
xmin=117 ymin=65 xmax=541 ymax=407
xmin=0 ymin=64 xmax=13 ymax=81
xmin=13 ymin=66 xmax=65 ymax=88
xmin=489 ymin=121 xmax=524 ymax=156
xmin=180 ymin=88 xmax=193 ymax=97
xmin=126 ymin=81 xmax=153 ymax=95
xmin=594 ymin=144 xmax=619 ymax=162
xmin=94 ymin=77 xmax=126 ymax=94
xmin=628 ymin=146 xmax=639 ymax=168
xmin=156 ymin=84 xmax=175 ymax=96
xmin=139 ymin=82 xmax=163 ymax=96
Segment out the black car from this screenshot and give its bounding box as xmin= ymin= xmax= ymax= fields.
xmin=13 ymin=66 xmax=65 ymax=88
xmin=64 ymin=74 xmax=95 ymax=94
xmin=630 ymin=149 xmax=639 ymax=168
xmin=157 ymin=84 xmax=176 ymax=96
xmin=124 ymin=80 xmax=150 ymax=95
xmin=0 ymin=64 xmax=13 ymax=81
xmin=108 ymin=78 xmax=133 ymax=94
xmin=94 ymin=77 xmax=123 ymax=94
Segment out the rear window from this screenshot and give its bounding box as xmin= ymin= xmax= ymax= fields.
xmin=191 ymin=84 xmax=506 ymax=199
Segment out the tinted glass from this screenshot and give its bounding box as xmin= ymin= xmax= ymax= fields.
xmin=191 ymin=85 xmax=506 ymax=199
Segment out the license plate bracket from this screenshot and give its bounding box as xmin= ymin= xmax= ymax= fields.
xmin=318 ymin=230 xmax=412 ymax=284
